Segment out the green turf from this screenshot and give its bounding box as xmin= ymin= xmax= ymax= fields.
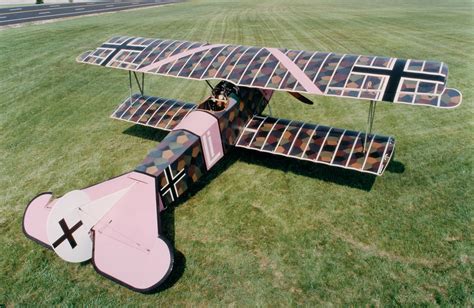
xmin=0 ymin=0 xmax=472 ymax=305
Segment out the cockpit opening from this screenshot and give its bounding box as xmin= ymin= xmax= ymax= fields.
xmin=198 ymin=81 xmax=239 ymax=112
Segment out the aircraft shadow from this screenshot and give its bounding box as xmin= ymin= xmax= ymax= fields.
xmin=234 ymin=149 xmax=404 ymax=189
xmin=154 ymin=206 xmax=186 ymax=293
xmin=122 ymin=124 xmax=170 ymax=142
xmin=122 ymin=124 xmax=405 ymax=293
xmin=123 ymin=124 xmax=405 ymax=193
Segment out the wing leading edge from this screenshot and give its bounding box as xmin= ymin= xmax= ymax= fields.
xmin=77 ymin=36 xmax=461 ymax=109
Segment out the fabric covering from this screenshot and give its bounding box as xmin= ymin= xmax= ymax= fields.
xmin=77 ymin=36 xmax=462 ymax=108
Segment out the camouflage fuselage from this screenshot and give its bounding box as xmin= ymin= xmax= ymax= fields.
xmin=136 ymin=84 xmax=271 ymax=208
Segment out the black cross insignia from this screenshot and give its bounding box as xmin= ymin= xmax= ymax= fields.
xmin=160 ymin=165 xmax=186 ymax=203
xmin=52 ymin=218 xmax=83 ymax=249
xmin=100 ymin=38 xmax=146 ymax=66
xmin=352 ymin=59 xmax=444 ymax=102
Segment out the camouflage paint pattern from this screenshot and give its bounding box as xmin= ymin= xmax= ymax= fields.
xmin=201 ymin=85 xmax=270 ymax=152
xmin=132 ymin=83 xmax=270 ymax=207
xmin=111 ymin=94 xmax=197 ymax=131
xmin=77 ymin=36 xmax=462 ymax=109
xmin=236 ymin=115 xmax=395 ymax=176
xmin=135 ymin=130 xmax=206 ymax=207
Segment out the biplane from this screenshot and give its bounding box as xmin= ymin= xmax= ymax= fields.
xmin=23 ymin=36 xmax=462 ymax=292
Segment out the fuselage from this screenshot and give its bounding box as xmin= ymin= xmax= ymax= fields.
xmin=135 ymin=82 xmax=273 ymax=209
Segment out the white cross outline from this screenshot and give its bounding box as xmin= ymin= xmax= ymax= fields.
xmin=160 ymin=165 xmax=186 ymax=203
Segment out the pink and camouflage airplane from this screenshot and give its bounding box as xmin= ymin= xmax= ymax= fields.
xmin=23 ymin=36 xmax=462 ymax=292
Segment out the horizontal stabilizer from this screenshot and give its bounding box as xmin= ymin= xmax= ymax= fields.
xmin=23 ymin=172 xmax=173 ymax=292
xmin=236 ymin=116 xmax=395 ymax=176
xmin=111 ymin=94 xmax=197 ymax=131
xmin=23 ymin=192 xmax=56 ymax=248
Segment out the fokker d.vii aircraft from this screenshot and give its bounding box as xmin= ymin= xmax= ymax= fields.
xmin=23 ymin=36 xmax=462 ymax=292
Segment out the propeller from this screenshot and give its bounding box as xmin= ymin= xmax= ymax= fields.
xmin=205 ymin=80 xmax=215 ymax=91
xmin=288 ymin=91 xmax=314 ymax=105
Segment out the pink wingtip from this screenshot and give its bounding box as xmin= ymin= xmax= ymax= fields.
xmin=23 ymin=192 xmax=56 ymax=248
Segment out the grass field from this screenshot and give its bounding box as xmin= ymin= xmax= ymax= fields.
xmin=0 ymin=0 xmax=472 ymax=305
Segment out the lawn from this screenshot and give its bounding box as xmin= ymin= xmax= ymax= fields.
xmin=0 ymin=0 xmax=472 ymax=305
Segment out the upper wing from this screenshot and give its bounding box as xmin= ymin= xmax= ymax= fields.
xmin=77 ymin=36 xmax=461 ymax=108
xmin=111 ymin=93 xmax=197 ymax=131
xmin=235 ymin=115 xmax=395 ymax=176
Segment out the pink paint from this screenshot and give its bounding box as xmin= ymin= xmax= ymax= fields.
xmin=23 ymin=193 xmax=57 ymax=247
xmin=24 ymin=171 xmax=173 ymax=291
xmin=138 ymin=44 xmax=225 ymax=73
xmin=92 ymin=171 xmax=172 ymax=291
xmin=174 ymin=110 xmax=224 ymax=170
xmin=81 ymin=173 xmax=141 ymax=200
xmin=266 ymin=48 xmax=323 ymax=94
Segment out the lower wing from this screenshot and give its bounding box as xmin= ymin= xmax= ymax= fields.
xmin=235 ymin=115 xmax=395 ymax=176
